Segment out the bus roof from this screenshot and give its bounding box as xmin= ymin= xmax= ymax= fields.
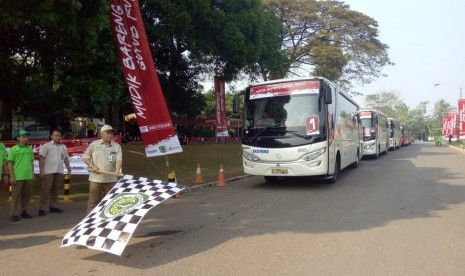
xmin=359 ymin=109 xmax=387 ymax=117
xmin=246 ymin=76 xmax=359 ymax=108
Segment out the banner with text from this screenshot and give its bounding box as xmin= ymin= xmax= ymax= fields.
xmin=109 ymin=0 xmax=182 ymax=157
xmin=458 ymin=99 xmax=465 ymax=137
xmin=214 ymin=76 xmax=228 ymax=137
xmin=442 ymin=112 xmax=457 ymax=137
xmin=3 ymin=136 xmax=122 ymax=175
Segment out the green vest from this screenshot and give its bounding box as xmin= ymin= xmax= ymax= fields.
xmin=7 ymin=144 xmax=34 ymax=180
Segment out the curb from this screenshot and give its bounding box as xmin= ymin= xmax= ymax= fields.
xmin=180 ymin=175 xmax=252 ymax=194
xmin=448 ymin=144 xmax=465 ymax=154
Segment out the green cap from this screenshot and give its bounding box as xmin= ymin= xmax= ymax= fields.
xmin=17 ymin=129 xmax=30 ymax=136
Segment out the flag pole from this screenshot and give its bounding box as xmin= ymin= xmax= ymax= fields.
xmin=164 ymin=155 xmax=171 ymax=173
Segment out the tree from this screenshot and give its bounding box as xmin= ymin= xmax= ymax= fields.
xmin=364 ymin=91 xmax=408 ymax=119
xmin=0 ymin=0 xmax=124 ymax=138
xmin=141 ymin=0 xmax=284 ymax=117
xmin=407 ymin=101 xmax=429 ymax=140
xmin=429 ymin=99 xmax=454 ymax=137
xmin=262 ymin=0 xmax=393 ymax=85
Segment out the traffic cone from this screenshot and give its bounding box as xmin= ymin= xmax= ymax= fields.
xmin=168 ymin=171 xmax=183 ymax=199
xmin=218 ymin=163 xmax=226 ymax=187
xmin=194 ymin=163 xmax=204 ymax=184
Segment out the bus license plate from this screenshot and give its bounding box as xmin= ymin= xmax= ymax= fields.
xmin=272 ymin=168 xmax=288 ymax=175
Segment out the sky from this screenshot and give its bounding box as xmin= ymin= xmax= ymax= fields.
xmin=343 ymin=0 xmax=465 ymax=112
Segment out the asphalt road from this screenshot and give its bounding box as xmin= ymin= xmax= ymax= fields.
xmin=1 ymin=142 xmax=465 ymax=276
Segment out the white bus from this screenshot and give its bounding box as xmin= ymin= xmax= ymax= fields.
xmin=359 ymin=110 xmax=389 ymax=158
xmin=387 ymin=117 xmax=401 ymax=150
xmin=241 ymin=77 xmax=361 ymax=183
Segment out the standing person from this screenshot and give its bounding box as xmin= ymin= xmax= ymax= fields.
xmin=7 ymin=130 xmax=35 ymax=221
xmin=87 ymin=119 xmax=96 ymax=138
xmin=38 ymin=129 xmax=71 ymax=216
xmin=256 ymin=111 xmax=276 ymax=127
xmin=97 ymin=117 xmax=105 ymax=134
xmin=0 ymin=131 xmax=9 ymax=186
xmin=83 ymin=125 xmax=122 ymax=213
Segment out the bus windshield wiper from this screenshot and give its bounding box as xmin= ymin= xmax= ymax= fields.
xmin=285 ymin=130 xmax=312 ymax=140
xmin=250 ymin=123 xmax=283 ymax=143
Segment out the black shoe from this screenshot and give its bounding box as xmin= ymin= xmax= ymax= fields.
xmin=21 ymin=211 xmax=32 ymax=219
xmin=39 ymin=209 xmax=46 ymax=216
xmin=11 ymin=215 xmax=20 ymax=222
xmin=50 ymin=207 xmax=63 ymax=213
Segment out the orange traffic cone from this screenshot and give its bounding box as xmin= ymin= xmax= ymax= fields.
xmin=218 ymin=163 xmax=226 ymax=187
xmin=194 ymin=163 xmax=204 ymax=184
xmin=168 ymin=171 xmax=183 ymax=199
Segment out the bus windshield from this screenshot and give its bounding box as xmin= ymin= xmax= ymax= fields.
xmin=360 ymin=117 xmax=374 ymax=141
xmin=388 ymin=120 xmax=395 ymax=138
xmin=242 ymin=93 xmax=326 ymax=148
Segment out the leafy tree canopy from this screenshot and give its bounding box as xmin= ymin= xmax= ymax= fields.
xmin=263 ymin=0 xmax=393 ymax=86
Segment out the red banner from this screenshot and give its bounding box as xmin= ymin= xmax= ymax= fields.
xmin=4 ymin=136 xmax=123 ymax=175
xmin=442 ymin=117 xmax=447 ymax=136
xmin=458 ymin=99 xmax=465 ymax=137
xmin=3 ymin=136 xmax=122 ymax=159
xmin=249 ymin=80 xmax=319 ymax=99
xmin=109 ymin=0 xmax=182 ymax=157
xmin=214 ymin=76 xmax=229 ymax=137
xmin=442 ymin=112 xmax=457 ymax=137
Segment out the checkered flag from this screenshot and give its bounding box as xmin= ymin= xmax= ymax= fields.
xmin=61 ymin=175 xmax=184 ymax=255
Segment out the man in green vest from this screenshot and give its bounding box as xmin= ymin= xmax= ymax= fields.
xmin=8 ymin=129 xmax=35 ymax=221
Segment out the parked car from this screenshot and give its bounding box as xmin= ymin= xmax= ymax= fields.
xmin=23 ymin=124 xmax=50 ymax=140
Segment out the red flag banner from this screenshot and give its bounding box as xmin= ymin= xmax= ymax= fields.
xmin=458 ymin=99 xmax=465 ymax=137
xmin=214 ymin=76 xmax=229 ymax=137
xmin=109 ymin=0 xmax=182 ymax=157
xmin=447 ymin=112 xmax=457 ymax=137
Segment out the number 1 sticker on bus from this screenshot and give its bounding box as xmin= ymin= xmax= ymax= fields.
xmin=306 ymin=116 xmax=319 ymax=135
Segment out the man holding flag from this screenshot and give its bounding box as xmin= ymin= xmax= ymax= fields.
xmin=83 ymin=125 xmax=123 ymax=213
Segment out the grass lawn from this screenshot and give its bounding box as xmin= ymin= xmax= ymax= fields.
xmin=0 ymin=142 xmax=244 ymax=205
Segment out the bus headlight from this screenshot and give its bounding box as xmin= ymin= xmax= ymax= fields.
xmin=301 ymin=148 xmax=326 ymax=161
xmin=363 ymin=140 xmax=375 ymax=149
xmin=243 ymin=151 xmax=261 ymax=162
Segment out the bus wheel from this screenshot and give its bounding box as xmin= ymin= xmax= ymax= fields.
xmin=351 ymin=152 xmax=360 ymax=168
xmin=327 ymin=158 xmax=340 ymax=184
xmin=374 ymin=146 xmax=379 ymax=159
xmin=264 ymin=176 xmax=278 ymax=183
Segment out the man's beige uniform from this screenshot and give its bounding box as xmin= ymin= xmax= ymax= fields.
xmin=39 ymin=141 xmax=69 ymax=211
xmin=83 ymin=139 xmax=122 ymax=213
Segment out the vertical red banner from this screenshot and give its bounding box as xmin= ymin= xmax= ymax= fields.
xmin=214 ymin=76 xmax=229 ymax=137
xmin=448 ymin=112 xmax=457 ymax=137
xmin=109 ymin=0 xmax=182 ymax=157
xmin=458 ymin=99 xmax=465 ymax=137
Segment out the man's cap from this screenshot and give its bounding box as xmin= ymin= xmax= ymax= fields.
xmin=17 ymin=129 xmax=30 ymax=136
xmin=100 ymin=125 xmax=115 ymax=133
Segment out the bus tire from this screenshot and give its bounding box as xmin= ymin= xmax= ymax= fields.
xmin=327 ymin=157 xmax=340 ymax=184
xmin=374 ymin=146 xmax=380 ymax=159
xmin=351 ymin=151 xmax=360 ymax=168
xmin=382 ymin=143 xmax=388 ymax=155
xmin=264 ymin=176 xmax=278 ymax=183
